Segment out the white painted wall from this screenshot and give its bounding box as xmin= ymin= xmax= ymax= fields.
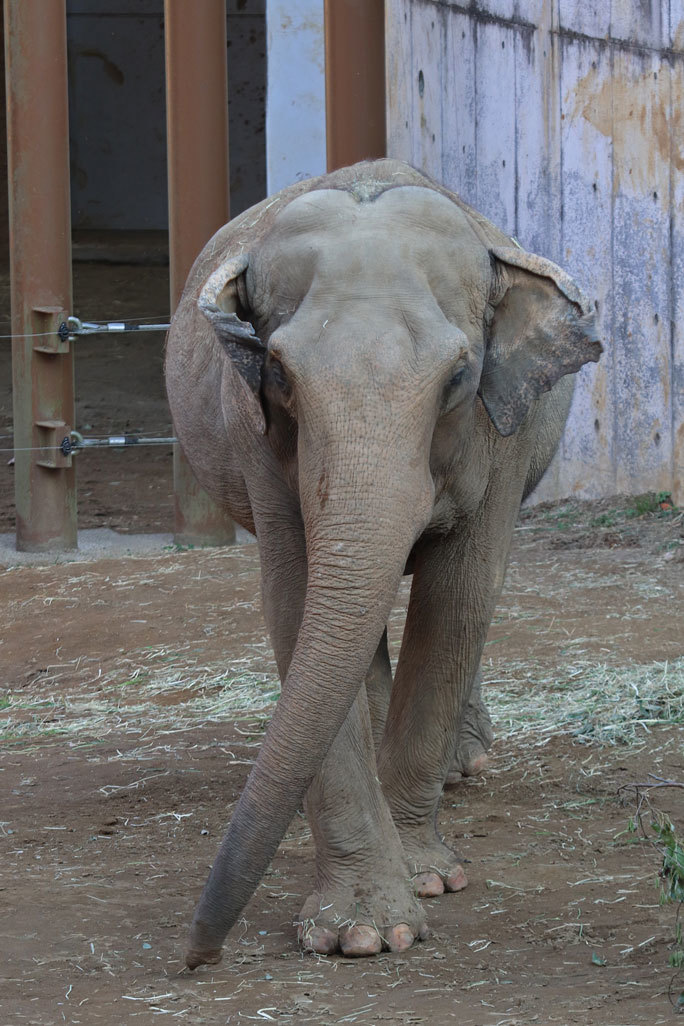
xmin=265 ymin=0 xmax=326 ymax=194
xmin=387 ymin=0 xmax=684 ymax=504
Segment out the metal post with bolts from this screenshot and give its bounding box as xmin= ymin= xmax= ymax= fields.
xmin=164 ymin=0 xmax=236 ymax=546
xmin=324 ymin=0 xmax=386 ymax=172
xmin=5 ymin=0 xmax=76 ymax=551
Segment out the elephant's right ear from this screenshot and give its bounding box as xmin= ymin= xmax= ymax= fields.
xmin=479 ymin=247 xmax=602 ymax=437
xmin=199 ymin=253 xmax=267 ymax=435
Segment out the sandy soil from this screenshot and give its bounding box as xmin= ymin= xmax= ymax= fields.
xmin=1 ymin=262 xmax=684 ymax=1024
xmin=1 ymin=501 xmax=683 ymax=1025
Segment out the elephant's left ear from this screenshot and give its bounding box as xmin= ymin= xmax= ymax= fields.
xmin=479 ymin=246 xmax=603 ymax=437
xmin=199 ymin=252 xmax=267 ymax=435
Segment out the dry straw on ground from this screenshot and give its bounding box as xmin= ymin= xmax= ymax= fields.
xmin=3 ymin=644 xmax=682 ymax=759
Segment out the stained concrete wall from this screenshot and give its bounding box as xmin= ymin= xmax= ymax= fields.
xmin=387 ymin=0 xmax=684 ymax=503
xmin=66 ymin=0 xmax=266 ymax=230
xmin=265 ymin=0 xmax=326 ymax=194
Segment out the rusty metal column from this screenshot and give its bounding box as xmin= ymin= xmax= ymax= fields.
xmin=324 ymin=0 xmax=386 ymax=171
xmin=164 ymin=0 xmax=236 ymax=546
xmin=5 ymin=0 xmax=76 ymax=551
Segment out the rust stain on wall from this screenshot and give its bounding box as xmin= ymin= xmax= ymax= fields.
xmin=570 ymin=66 xmax=684 ymax=195
xmin=675 ymin=422 xmax=684 ymax=506
xmin=674 ymin=20 xmax=684 ymax=52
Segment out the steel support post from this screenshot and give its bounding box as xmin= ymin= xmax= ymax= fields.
xmin=5 ymin=0 xmax=76 ymax=551
xmin=164 ymin=0 xmax=236 ymax=545
xmin=324 ymin=0 xmax=386 ymax=171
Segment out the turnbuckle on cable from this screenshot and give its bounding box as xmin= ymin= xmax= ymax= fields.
xmin=64 ymin=316 xmax=171 ymax=339
xmin=64 ymin=431 xmax=177 ymax=454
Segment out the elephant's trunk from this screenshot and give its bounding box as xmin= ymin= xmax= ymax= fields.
xmin=186 ymin=425 xmax=434 ymax=967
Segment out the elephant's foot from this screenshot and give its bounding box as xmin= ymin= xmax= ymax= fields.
xmin=445 ymin=684 xmax=494 ymax=788
xmin=400 ymin=828 xmax=468 ymax=898
xmin=444 ymin=746 xmax=489 ymax=787
xmin=296 ymin=876 xmax=427 ymax=957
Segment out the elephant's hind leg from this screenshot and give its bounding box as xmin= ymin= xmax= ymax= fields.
xmin=445 ymin=668 xmax=493 ymax=787
xmin=365 ymin=628 xmax=393 ymax=752
xmin=298 ymin=683 xmax=427 ymax=957
xmin=365 ymin=627 xmax=493 ymax=784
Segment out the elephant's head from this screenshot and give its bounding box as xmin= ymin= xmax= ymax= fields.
xmin=185 ymin=178 xmax=601 ymax=966
xmin=201 ymin=183 xmax=600 ymax=438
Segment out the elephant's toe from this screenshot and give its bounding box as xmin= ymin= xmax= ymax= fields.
xmin=298 ymin=923 xmax=339 ymax=955
xmin=466 ymin=751 xmax=489 ymax=775
xmin=445 ymin=864 xmax=468 ymax=891
xmin=411 ymin=864 xmax=467 ymax=896
xmin=412 ymin=871 xmax=445 ymax=897
xmin=402 ymin=830 xmax=469 ymax=900
xmin=385 ymin=922 xmax=419 ymax=951
xmin=300 ymin=919 xmax=423 ymax=957
xmin=297 ymin=884 xmax=426 ymax=957
xmin=445 ymin=749 xmax=490 ymax=788
xmin=339 ymin=924 xmax=383 ymax=957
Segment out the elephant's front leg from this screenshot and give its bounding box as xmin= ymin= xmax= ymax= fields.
xmin=377 ymin=503 xmax=518 ymax=897
xmin=255 ymin=513 xmax=425 ymax=957
xmin=298 ymin=684 xmax=427 ymax=956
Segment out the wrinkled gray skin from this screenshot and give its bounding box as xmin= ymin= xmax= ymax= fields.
xmin=166 ymin=160 xmax=601 ymax=966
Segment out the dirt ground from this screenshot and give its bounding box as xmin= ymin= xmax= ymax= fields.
xmin=1 ymin=263 xmax=684 ymax=1024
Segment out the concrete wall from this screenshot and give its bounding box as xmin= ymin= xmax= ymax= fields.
xmin=66 ymin=0 xmax=266 ymax=229
xmin=387 ymin=0 xmax=684 ymax=503
xmin=225 ymin=0 xmax=268 ymax=217
xmin=67 ymin=1 xmax=167 ymax=229
xmin=265 ymin=0 xmax=326 ymax=194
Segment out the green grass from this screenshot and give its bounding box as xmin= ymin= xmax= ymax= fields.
xmin=526 ymin=492 xmax=679 ymax=534
xmin=542 ymin=506 xmax=578 ymax=530
xmin=627 ymin=492 xmax=671 ymax=517
xmin=623 ymin=788 xmax=684 ymax=991
xmin=590 ymin=513 xmax=618 ymax=528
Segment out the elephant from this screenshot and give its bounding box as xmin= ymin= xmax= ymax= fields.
xmin=165 ymin=159 xmax=601 ymax=967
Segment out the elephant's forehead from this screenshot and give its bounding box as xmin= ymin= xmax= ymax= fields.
xmin=267 ymin=185 xmax=477 ymax=250
xmin=253 ymin=186 xmax=489 ymax=309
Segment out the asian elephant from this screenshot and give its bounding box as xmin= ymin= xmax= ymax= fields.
xmin=165 ymin=159 xmax=601 ymax=967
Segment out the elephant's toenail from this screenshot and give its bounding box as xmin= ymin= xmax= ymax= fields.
xmin=299 ymin=925 xmax=337 ymax=955
xmin=445 ymin=867 xmax=468 ymax=891
xmin=386 ymin=923 xmax=414 ymax=952
xmin=339 ymin=925 xmax=382 ymax=957
xmin=413 ymin=872 xmax=445 ymax=898
xmin=466 ymin=753 xmax=489 ymax=776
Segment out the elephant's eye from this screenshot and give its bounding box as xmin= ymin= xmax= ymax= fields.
xmin=441 ymin=363 xmax=469 ymax=412
xmin=266 ymin=356 xmax=291 ymax=397
xmin=448 ymin=367 xmax=466 ymax=390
